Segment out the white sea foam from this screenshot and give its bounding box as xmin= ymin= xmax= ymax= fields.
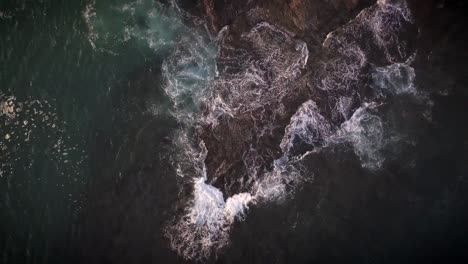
xmin=188 ymin=168 xmax=253 ymax=228
xmin=161 ymin=31 xmax=218 ymax=123
xmin=325 ymin=58 xmax=430 ymax=169
xmin=320 ymin=0 xmax=414 ymax=92
xmin=204 ymin=22 xmax=308 ymax=126
xmin=252 ymin=156 xmax=305 ymax=203
xmin=310 ymin=0 xmax=426 ymax=170
xmin=167 ymin=106 xmax=307 ymax=260
xmin=372 ymin=61 xmax=434 ymax=123
xmin=167 ymin=178 xmax=254 ymax=260
xmin=167 ymin=146 xmax=304 ymax=261
xmin=335 ymin=96 xmax=355 ymax=120
xmin=332 ymin=61 xmax=428 ymax=169
xmin=334 ymin=103 xmax=387 ymax=169
xmin=319 ymin=45 xmax=367 ymax=91
xmin=166 ymin=139 xmax=254 ymax=260
xmin=372 ymin=63 xmax=417 ymax=95
xmin=83 ymin=0 xmax=98 ymax=50
xmin=280 ymin=100 xmax=332 ymax=155
xmin=373 ymin=0 xmax=413 ymax=61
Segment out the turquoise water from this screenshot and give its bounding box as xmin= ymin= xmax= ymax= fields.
xmin=0 ymin=0 xmax=216 ymax=262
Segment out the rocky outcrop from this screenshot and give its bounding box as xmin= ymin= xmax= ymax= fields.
xmin=203 ymin=0 xmax=373 ymax=42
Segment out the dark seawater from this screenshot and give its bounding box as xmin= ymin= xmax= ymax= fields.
xmin=0 ymin=0 xmax=173 ymax=262
xmin=1 ymin=0 xmax=468 ymax=263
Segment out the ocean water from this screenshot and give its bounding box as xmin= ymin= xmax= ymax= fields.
xmin=1 ymin=0 xmax=468 ymax=263
xmin=0 ymin=0 xmax=200 ymax=262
